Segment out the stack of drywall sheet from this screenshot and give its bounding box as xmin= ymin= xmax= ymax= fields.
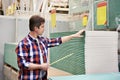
xmin=85 ymin=31 xmax=118 ymax=74
xmin=4 ymin=43 xmax=19 ymax=70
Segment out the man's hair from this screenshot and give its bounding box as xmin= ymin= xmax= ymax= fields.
xmin=29 ymin=15 xmax=45 ymax=31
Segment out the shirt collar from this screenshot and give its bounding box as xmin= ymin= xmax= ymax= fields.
xmin=28 ymin=33 xmax=42 ymax=42
xmin=28 ymin=34 xmax=38 ymax=42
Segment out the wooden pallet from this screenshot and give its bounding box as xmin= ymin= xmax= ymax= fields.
xmin=50 ymin=3 xmax=69 ymax=14
xmin=3 ymin=64 xmax=18 ymax=80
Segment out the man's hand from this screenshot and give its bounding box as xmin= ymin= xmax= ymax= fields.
xmin=40 ymin=63 xmax=49 ymax=71
xmin=28 ymin=63 xmax=49 ymax=71
xmin=72 ymin=29 xmax=85 ymax=38
xmin=61 ymin=29 xmax=85 ymax=43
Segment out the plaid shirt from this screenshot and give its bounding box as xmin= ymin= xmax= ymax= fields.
xmin=15 ymin=34 xmax=62 ymax=80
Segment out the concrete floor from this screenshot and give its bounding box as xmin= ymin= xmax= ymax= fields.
xmin=48 ymin=67 xmax=72 ymax=77
xmin=3 ymin=64 xmax=72 ymax=80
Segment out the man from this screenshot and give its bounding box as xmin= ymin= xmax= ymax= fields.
xmin=15 ymin=15 xmax=85 ymax=80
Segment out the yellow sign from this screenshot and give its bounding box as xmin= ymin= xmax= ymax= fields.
xmin=82 ymin=15 xmax=88 ymax=27
xmin=51 ymin=9 xmax=56 ymax=28
xmin=97 ymin=1 xmax=107 ymax=25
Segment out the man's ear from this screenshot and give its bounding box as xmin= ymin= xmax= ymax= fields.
xmin=34 ymin=26 xmax=38 ymax=31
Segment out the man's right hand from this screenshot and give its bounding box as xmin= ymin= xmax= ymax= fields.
xmin=40 ymin=63 xmax=49 ymax=71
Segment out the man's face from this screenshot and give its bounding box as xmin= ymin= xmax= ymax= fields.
xmin=36 ymin=23 xmax=45 ymax=35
